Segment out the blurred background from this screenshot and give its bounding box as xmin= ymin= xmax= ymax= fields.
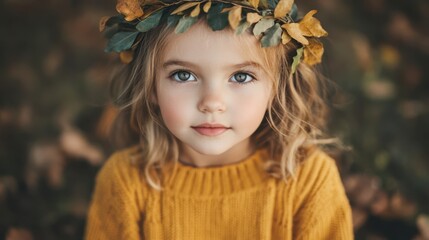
xmin=0 ymin=0 xmax=428 ymax=239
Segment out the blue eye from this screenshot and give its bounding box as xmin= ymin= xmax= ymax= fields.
xmin=171 ymin=70 xmax=196 ymax=82
xmin=230 ymin=72 xmax=255 ymax=84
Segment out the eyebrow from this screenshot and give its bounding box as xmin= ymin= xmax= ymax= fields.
xmin=161 ymin=59 xmax=263 ymax=70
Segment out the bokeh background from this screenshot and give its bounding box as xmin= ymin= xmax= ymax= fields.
xmin=1 ymin=0 xmax=428 ymax=239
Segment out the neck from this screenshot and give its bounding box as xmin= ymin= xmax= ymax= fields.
xmin=179 ymin=139 xmax=254 ymax=168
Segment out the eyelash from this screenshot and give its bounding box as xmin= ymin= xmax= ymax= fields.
xmin=168 ymin=70 xmax=257 ymax=85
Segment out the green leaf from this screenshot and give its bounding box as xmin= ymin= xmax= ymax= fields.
xmin=253 ymin=17 xmax=274 ymax=36
xmin=267 ymin=0 xmax=278 ymax=9
xmin=105 ymin=31 xmax=139 ymax=52
xmin=136 ymin=10 xmax=163 ymax=32
xmin=207 ymin=12 xmax=229 ymax=31
xmin=105 ymin=15 xmax=126 ymax=27
xmin=207 ymin=3 xmax=229 ymax=31
xmin=289 ymin=4 xmax=298 ymax=21
xmin=261 ymin=23 xmax=282 ymax=47
xmin=235 ymin=20 xmax=251 ymax=35
xmin=175 ymin=16 xmax=198 ymax=33
xmin=291 ymin=47 xmax=303 ymax=74
xmin=167 ymin=14 xmax=181 ymax=27
xmin=207 ymin=2 xmax=224 ymax=15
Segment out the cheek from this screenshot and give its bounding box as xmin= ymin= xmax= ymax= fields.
xmin=231 ymin=86 xmax=271 ymax=128
xmin=157 ymin=86 xmax=194 ymax=130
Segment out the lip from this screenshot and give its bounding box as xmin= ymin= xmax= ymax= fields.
xmin=191 ymin=123 xmax=230 ymax=136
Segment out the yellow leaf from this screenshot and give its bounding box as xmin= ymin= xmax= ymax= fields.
xmin=120 ymin=51 xmax=134 ymax=64
xmin=171 ymin=2 xmax=200 ymax=15
xmin=274 ymin=0 xmax=293 ymax=18
xmin=299 ymin=10 xmax=328 ymax=37
xmin=248 ymin=0 xmax=259 ymax=9
xmin=303 ymin=39 xmax=324 ymax=65
xmin=190 ymin=3 xmax=201 ymax=17
xmin=228 ymin=6 xmax=242 ymax=30
xmin=99 ymin=16 xmax=110 ymax=32
xmin=246 ymin=12 xmax=262 ymax=24
xmin=116 ymin=0 xmax=144 ymax=21
xmin=221 ymin=7 xmax=233 ymax=13
xmin=203 ymin=1 xmax=212 ymax=13
xmin=281 ymin=31 xmax=291 ymax=44
xmin=282 ymin=23 xmax=309 ymax=45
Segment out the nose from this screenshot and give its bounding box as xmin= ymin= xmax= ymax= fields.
xmin=197 ymin=86 xmax=226 ymax=113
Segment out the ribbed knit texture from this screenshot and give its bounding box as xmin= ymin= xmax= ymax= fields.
xmin=85 ymin=148 xmax=354 ymax=240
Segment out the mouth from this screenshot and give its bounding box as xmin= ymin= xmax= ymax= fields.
xmin=191 ymin=123 xmax=231 ymax=136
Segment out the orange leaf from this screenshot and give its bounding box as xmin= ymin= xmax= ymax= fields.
xmin=116 ymin=0 xmax=144 ymax=21
xmin=99 ymin=16 xmax=110 ymax=32
xmin=281 ymin=31 xmax=291 ymax=44
xmin=120 ymin=51 xmax=134 ymax=64
xmin=299 ymin=10 xmax=328 ymax=37
xmin=246 ymin=12 xmax=262 ymax=24
xmin=303 ymin=39 xmax=324 ymax=65
xmin=190 ymin=3 xmax=201 ymax=17
xmin=228 ymin=6 xmax=242 ymax=29
xmin=203 ymin=1 xmax=212 ymax=13
xmin=282 ymin=23 xmax=309 ymax=45
xmin=274 ymin=0 xmax=293 ymax=18
xmin=172 ymin=2 xmax=200 ymax=15
xmin=248 ymin=0 xmax=259 ymax=9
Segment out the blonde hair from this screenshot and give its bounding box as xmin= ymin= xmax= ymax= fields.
xmin=110 ymin=20 xmax=331 ymax=190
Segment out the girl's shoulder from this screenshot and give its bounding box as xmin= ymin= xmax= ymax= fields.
xmin=287 ymin=148 xmax=349 ymax=209
xmin=95 ymin=145 xmax=147 ymax=191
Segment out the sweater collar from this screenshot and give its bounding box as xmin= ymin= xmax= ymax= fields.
xmin=162 ymin=149 xmax=271 ymax=196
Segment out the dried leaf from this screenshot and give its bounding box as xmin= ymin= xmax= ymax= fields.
xmin=116 ymin=0 xmax=144 ymax=21
xmin=203 ymin=1 xmax=212 ymax=13
xmin=235 ymin=20 xmax=251 ymax=35
xmin=190 ymin=3 xmax=201 ymax=17
xmin=282 ymin=23 xmax=309 ymax=45
xmin=291 ymin=47 xmax=303 ymax=74
xmin=246 ymin=12 xmax=262 ymax=24
xmin=228 ymin=6 xmax=242 ymax=29
xmin=120 ymin=51 xmax=134 ymax=64
xmin=274 ymin=0 xmax=293 ymax=18
xmin=299 ymin=10 xmax=328 ymax=37
xmin=99 ymin=16 xmax=110 ymax=32
xmin=281 ymin=31 xmax=291 ymax=44
xmin=261 ymin=23 xmax=282 ymax=47
xmin=248 ymin=0 xmax=260 ymax=9
xmin=253 ymin=17 xmax=275 ymax=36
xmin=417 ymin=215 xmax=429 ymax=239
xmin=6 ymin=228 xmax=34 ymax=240
xmin=171 ymin=2 xmax=200 ymax=15
xmin=60 ymin=128 xmax=104 ymax=165
xmin=303 ymin=39 xmax=324 ymax=65
xmin=97 ymin=105 xmax=118 ymax=139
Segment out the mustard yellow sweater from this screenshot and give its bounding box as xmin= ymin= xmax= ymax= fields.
xmin=85 ymin=148 xmax=353 ymax=240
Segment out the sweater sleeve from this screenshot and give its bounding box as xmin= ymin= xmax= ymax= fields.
xmin=292 ymin=151 xmax=354 ymax=240
xmin=85 ymin=150 xmax=146 ymax=240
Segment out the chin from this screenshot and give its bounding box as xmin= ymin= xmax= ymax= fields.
xmin=188 ymin=143 xmax=232 ymax=156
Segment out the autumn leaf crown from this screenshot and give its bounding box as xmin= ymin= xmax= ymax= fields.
xmin=100 ymin=0 xmax=328 ymax=69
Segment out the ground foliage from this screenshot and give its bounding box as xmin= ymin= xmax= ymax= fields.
xmin=0 ymin=0 xmax=428 ymax=239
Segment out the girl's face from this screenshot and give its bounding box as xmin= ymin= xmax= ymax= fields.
xmin=156 ymin=22 xmax=272 ymax=162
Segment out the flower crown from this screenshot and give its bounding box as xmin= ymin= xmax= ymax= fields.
xmin=100 ymin=0 xmax=328 ymax=72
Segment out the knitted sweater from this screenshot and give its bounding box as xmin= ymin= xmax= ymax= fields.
xmin=85 ymin=148 xmax=353 ymax=240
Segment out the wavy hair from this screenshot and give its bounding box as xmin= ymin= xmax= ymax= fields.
xmin=109 ymin=20 xmax=332 ymax=190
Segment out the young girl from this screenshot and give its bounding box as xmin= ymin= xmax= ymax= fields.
xmin=86 ymin=0 xmax=353 ymax=239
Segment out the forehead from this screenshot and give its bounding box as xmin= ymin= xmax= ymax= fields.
xmin=161 ymin=21 xmax=264 ymax=67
